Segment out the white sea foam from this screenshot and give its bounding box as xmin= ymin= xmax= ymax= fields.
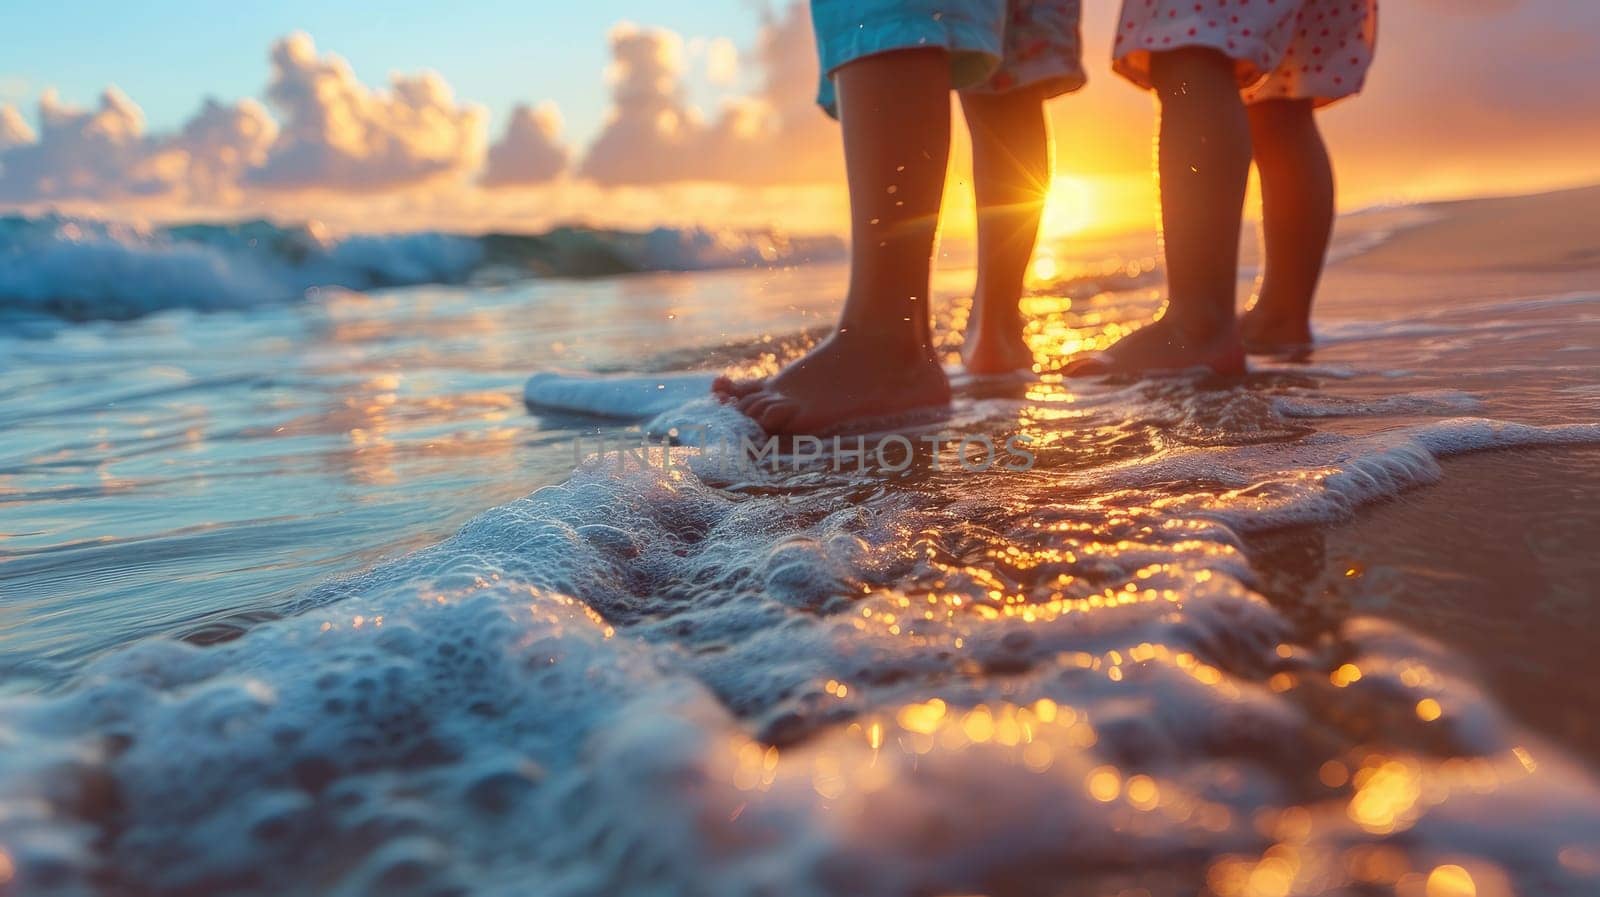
xmin=5 ymin=363 xmax=1600 ymax=895
xmin=1090 ymin=417 xmax=1600 ymax=532
xmin=1270 ymin=389 xmax=1484 ymax=418
xmin=0 ymin=217 xmax=483 ymax=322
xmin=524 ymin=371 xmax=720 ymax=420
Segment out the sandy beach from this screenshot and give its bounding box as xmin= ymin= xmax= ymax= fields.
xmin=1348 ymin=184 xmax=1600 ymax=275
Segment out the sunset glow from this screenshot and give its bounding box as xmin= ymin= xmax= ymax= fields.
xmin=1 ymin=3 xmax=1595 ymax=236
xmin=1040 ymin=175 xmax=1096 ymax=239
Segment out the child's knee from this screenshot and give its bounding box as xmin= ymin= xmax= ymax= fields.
xmin=1150 ymin=48 xmax=1239 ymax=95
xmin=1249 ymin=98 xmax=1317 ymax=122
xmin=1247 ymin=99 xmax=1321 ymax=143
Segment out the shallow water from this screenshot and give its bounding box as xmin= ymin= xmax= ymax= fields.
xmin=0 ymin=265 xmax=838 ymax=689
xmin=2 ymin=206 xmax=1599 ymax=896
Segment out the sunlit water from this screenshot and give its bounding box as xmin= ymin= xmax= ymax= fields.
xmin=2 ymin=208 xmax=1599 ymax=896
xmin=0 ymin=266 xmax=836 ymax=688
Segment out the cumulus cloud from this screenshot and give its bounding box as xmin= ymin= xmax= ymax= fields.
xmin=481 ymin=102 xmax=569 ymax=187
xmin=0 ymin=32 xmax=492 ymax=204
xmin=167 ymin=98 xmax=279 ymax=195
xmin=0 ymin=105 xmax=34 ymax=151
xmin=578 ymin=24 xmax=697 ymax=184
xmin=579 ymin=2 xmax=839 ymax=186
xmin=0 ymin=88 xmax=279 ymax=202
xmin=245 ymin=33 xmax=486 ymax=192
xmin=703 ymin=37 xmax=739 ymax=86
xmin=0 ymin=12 xmax=839 ymax=207
xmin=0 ymin=88 xmax=150 ymax=200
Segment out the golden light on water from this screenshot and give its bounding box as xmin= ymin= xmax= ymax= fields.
xmin=1425 ymin=864 xmax=1477 ymax=897
xmin=1348 ymin=758 xmax=1422 ymax=834
xmin=1246 ymin=855 xmax=1296 ymax=897
xmin=1125 ymin=774 xmax=1160 ymax=811
xmin=1330 ymin=663 xmax=1364 ymax=688
xmin=896 ymin=698 xmax=947 ymax=735
xmin=1205 ymin=847 xmax=1302 ymax=897
xmin=714 ymin=665 xmax=1583 ymax=897
xmin=1029 ymin=251 xmax=1059 ymax=282
xmin=1086 ymin=765 xmax=1121 ymax=802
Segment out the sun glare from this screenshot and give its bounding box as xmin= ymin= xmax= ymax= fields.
xmin=1035 ymin=173 xmax=1159 ymax=241
xmin=1040 ymin=175 xmax=1096 ymax=239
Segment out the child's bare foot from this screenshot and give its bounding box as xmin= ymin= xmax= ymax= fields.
xmin=962 ymin=322 xmax=1035 ymax=376
xmin=712 ymin=330 xmax=950 ymax=434
xmin=1239 ymin=306 xmax=1314 ymax=356
xmin=1060 ymin=315 xmax=1246 ymax=377
xmin=711 ymin=375 xmax=764 ymax=401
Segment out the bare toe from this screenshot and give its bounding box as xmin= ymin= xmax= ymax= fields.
xmin=1060 ymin=354 xmax=1109 ymax=377
xmin=754 ymin=399 xmax=800 ymax=434
xmin=718 ymin=376 xmax=763 ymax=402
xmin=714 ymin=375 xmax=768 ymax=401
xmin=736 ymin=390 xmax=772 ymax=416
xmin=743 ymin=394 xmax=784 ymax=423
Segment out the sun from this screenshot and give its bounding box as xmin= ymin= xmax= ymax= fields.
xmin=1039 ymin=175 xmax=1096 ymax=239
xmin=937 ymin=172 xmax=1153 ymax=244
xmin=1035 ymin=173 xmax=1161 ymax=241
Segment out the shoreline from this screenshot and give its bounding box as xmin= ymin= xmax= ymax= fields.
xmin=1346 ymin=183 xmax=1600 ymax=274
xmin=1248 ymin=446 xmax=1600 ymax=765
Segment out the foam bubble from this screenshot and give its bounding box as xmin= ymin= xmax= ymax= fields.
xmin=4 ymin=379 xmax=1599 ymax=894
xmin=524 ymin=371 xmax=719 ymax=421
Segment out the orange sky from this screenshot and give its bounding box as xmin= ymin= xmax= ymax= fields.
xmin=660 ymin=0 xmax=1600 ymax=240
xmin=956 ymin=0 xmax=1600 ymax=239
xmin=1 ymin=1 xmax=1596 ymax=238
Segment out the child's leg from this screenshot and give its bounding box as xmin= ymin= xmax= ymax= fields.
xmin=960 ymin=84 xmax=1052 ymax=375
xmin=1240 ymin=99 xmax=1333 ymax=352
xmin=1065 ymin=47 xmax=1250 ymax=376
xmin=712 ymin=48 xmax=953 ymax=433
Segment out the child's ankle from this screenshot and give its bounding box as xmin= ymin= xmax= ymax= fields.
xmin=1161 ymin=306 xmax=1237 ymax=341
xmin=970 ymin=306 xmax=1022 ymax=331
xmin=834 ymin=318 xmax=931 ymax=356
xmin=1243 ymin=301 xmax=1310 ymax=325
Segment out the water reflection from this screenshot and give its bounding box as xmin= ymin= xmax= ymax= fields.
xmin=0 ymin=266 xmax=848 ymax=689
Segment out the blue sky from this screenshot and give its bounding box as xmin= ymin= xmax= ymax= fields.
xmin=1 ymin=0 xmax=762 ymax=145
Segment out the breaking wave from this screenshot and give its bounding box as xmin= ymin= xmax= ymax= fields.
xmin=0 ymin=215 xmax=845 ymax=323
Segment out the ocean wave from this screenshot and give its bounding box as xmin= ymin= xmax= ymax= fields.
xmin=0 ymin=215 xmax=845 ymax=323
xmin=4 ymin=365 xmax=1600 ymax=894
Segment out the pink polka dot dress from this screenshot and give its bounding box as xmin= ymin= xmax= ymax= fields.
xmin=1113 ymin=0 xmax=1378 ymax=106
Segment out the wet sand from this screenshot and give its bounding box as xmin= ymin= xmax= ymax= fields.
xmin=1252 ymin=183 xmax=1600 ymax=763
xmin=1349 ymin=184 xmax=1600 ymax=275
xmin=1250 ymin=447 xmax=1600 ymax=761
